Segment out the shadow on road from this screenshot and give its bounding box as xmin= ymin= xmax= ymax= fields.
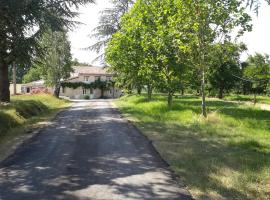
xmin=0 ymin=101 xmax=191 ymax=200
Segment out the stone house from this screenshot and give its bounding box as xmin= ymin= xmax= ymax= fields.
xmin=60 ymin=66 xmax=122 ymax=99
xmin=21 ymin=80 xmax=53 ymax=94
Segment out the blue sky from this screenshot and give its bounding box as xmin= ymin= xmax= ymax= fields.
xmin=68 ymin=0 xmax=270 ymax=65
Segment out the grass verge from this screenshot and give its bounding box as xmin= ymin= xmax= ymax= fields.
xmin=225 ymin=94 xmax=270 ymax=105
xmin=116 ymin=94 xmax=270 ymax=200
xmin=0 ymin=94 xmax=71 ymax=160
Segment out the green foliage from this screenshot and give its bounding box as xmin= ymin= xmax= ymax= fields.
xmin=84 ymin=95 xmax=90 ymax=100
xmin=23 ymin=67 xmax=42 ymax=83
xmin=208 ymin=43 xmax=244 ymax=98
xmin=88 ymin=0 xmax=134 ymax=62
xmin=226 ymin=94 xmax=270 ymax=105
xmin=8 ymin=65 xmax=29 ymax=84
xmin=106 ymin=0 xmax=252 ymax=113
xmin=12 ymin=101 xmax=48 ymax=119
xmin=24 ymin=29 xmax=73 ymax=97
xmin=0 ymin=94 xmax=70 ymax=135
xmin=244 ymin=53 xmax=270 ymax=94
xmin=0 ymin=0 xmax=94 ymax=102
xmin=61 ymin=80 xmax=114 ymax=90
xmin=71 ymin=59 xmax=89 ymax=66
xmin=0 ymin=0 xmax=94 ymax=66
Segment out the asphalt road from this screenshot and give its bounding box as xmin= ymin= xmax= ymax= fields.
xmin=0 ymin=100 xmax=192 ymax=200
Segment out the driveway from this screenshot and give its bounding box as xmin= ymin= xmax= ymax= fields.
xmin=0 ymin=100 xmax=191 ymax=200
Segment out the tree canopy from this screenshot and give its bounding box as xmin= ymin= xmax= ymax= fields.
xmin=23 ymin=29 xmax=73 ymax=98
xmin=0 ymin=0 xmax=94 ymax=102
xmin=88 ymin=0 xmax=134 ymax=63
xmin=106 ymin=0 xmax=252 ymax=116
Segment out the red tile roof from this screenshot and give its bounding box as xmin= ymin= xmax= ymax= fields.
xmin=72 ymin=66 xmax=113 ymax=76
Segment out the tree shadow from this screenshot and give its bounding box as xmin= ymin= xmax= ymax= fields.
xmin=0 ymin=112 xmax=20 ymax=135
xmin=0 ymin=104 xmax=192 ymax=200
xmin=12 ymin=100 xmax=48 ymax=119
xmin=138 ymin=122 xmax=270 ymax=200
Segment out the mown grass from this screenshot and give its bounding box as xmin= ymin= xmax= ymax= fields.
xmin=116 ymin=94 xmax=270 ymax=200
xmin=225 ymin=94 xmax=270 ymax=105
xmin=0 ymin=94 xmax=70 ymax=140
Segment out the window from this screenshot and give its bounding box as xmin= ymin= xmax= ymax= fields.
xmin=84 ymin=76 xmax=89 ymax=82
xmin=90 ymin=88 xmax=93 ymax=94
xmin=62 ymin=87 xmax=65 ymax=94
xmin=95 ymin=76 xmax=101 ymax=81
xmin=83 ymin=88 xmax=86 ymax=94
xmin=106 ymin=76 xmax=112 ymax=81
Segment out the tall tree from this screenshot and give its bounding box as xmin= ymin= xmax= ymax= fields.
xmin=88 ymin=0 xmax=134 ymax=63
xmin=244 ymin=53 xmax=270 ymax=103
xmin=40 ymin=30 xmax=73 ymax=98
xmin=136 ymin=0 xmax=187 ymax=107
xmin=25 ymin=30 xmax=73 ymax=98
xmin=178 ymin=0 xmax=252 ymax=117
xmin=9 ymin=65 xmax=29 ymax=84
xmin=208 ymin=43 xmax=244 ymax=99
xmin=0 ymin=0 xmax=94 ymax=103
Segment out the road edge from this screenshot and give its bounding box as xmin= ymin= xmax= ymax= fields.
xmin=0 ymin=107 xmax=70 ymax=164
xmin=110 ymin=100 xmax=195 ymax=200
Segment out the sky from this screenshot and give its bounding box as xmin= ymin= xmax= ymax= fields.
xmin=68 ymin=1 xmax=270 ymax=65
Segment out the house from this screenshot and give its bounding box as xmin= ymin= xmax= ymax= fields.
xmin=60 ymin=66 xmax=122 ymax=99
xmin=21 ymin=80 xmax=53 ymax=94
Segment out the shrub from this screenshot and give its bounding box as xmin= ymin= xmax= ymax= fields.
xmin=84 ymin=95 xmax=90 ymax=100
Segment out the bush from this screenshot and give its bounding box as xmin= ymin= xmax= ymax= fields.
xmin=84 ymin=95 xmax=90 ymax=100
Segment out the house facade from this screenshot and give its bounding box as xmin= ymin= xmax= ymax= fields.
xmin=21 ymin=80 xmax=53 ymax=94
xmin=60 ymin=66 xmax=122 ymax=99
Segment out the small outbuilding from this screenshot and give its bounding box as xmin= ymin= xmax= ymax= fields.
xmin=21 ymin=80 xmax=52 ymax=94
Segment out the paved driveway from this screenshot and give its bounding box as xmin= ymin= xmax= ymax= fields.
xmin=0 ymin=100 xmax=191 ymax=200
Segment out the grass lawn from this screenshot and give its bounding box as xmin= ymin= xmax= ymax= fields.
xmin=225 ymin=94 xmax=270 ymax=105
xmin=0 ymin=94 xmax=71 ymax=159
xmin=116 ymin=94 xmax=270 ymax=200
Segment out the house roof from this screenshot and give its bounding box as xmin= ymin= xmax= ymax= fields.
xmin=72 ymin=66 xmax=113 ymax=76
xmin=22 ymin=80 xmax=45 ymax=87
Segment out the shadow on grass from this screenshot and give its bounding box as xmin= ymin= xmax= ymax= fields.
xmin=122 ymin=95 xmax=270 ymax=130
xmin=13 ymin=100 xmax=48 ymax=119
xmin=0 ymin=100 xmax=58 ymax=137
xmin=137 ymin=121 xmax=270 ymax=200
xmin=0 ymin=112 xmax=20 ymax=135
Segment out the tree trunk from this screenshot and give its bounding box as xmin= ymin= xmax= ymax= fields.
xmin=253 ymin=91 xmax=257 ymax=105
xmin=168 ymin=92 xmax=173 ymax=109
xmin=147 ymin=84 xmax=152 ymax=101
xmin=13 ymin=63 xmax=17 ymax=95
xmin=208 ymin=88 xmax=212 ymax=96
xmin=201 ymin=69 xmax=207 ymax=117
xmin=127 ymin=85 xmax=133 ymax=94
xmin=181 ymin=88 xmax=184 ymax=96
xmin=54 ymin=83 xmax=61 ymax=98
xmin=137 ymin=86 xmax=142 ymax=95
xmin=0 ymin=62 xmax=10 ymax=102
xmin=112 ymin=84 xmax=115 ymax=99
xmin=218 ymin=87 xmax=224 ymax=99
